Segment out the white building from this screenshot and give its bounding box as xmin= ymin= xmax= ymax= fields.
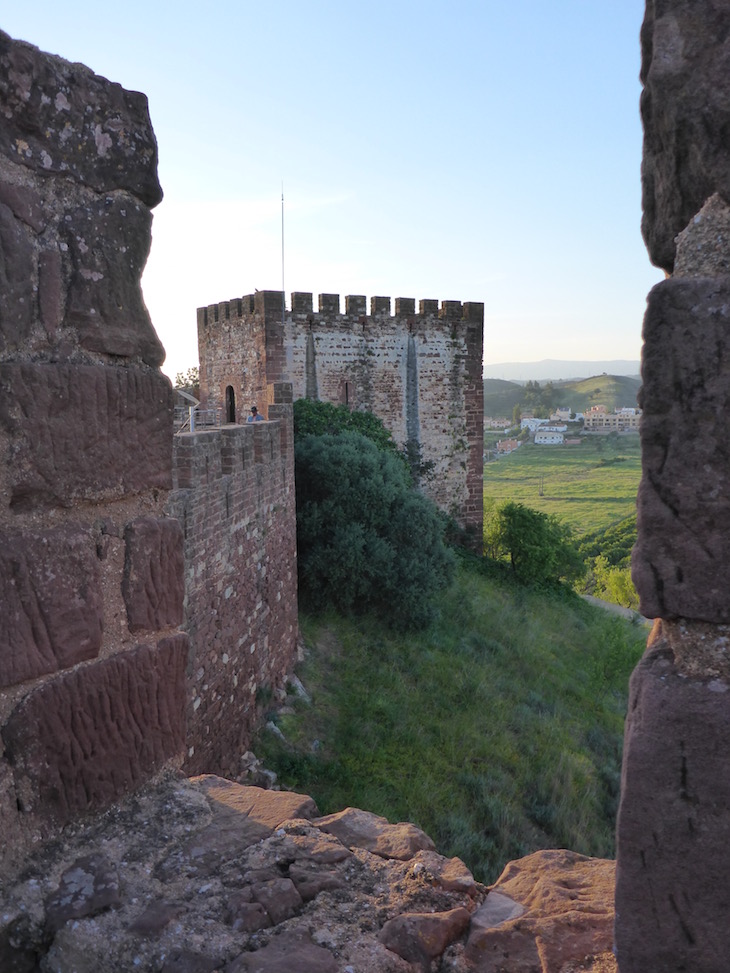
xmin=535 ymin=431 xmax=564 ymax=445
xmin=521 ymin=417 xmax=548 ymax=433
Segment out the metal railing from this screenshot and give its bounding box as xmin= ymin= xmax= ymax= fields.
xmin=174 ymin=406 xmax=223 ymax=434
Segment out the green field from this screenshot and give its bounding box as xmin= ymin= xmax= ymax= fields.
xmin=484 ymin=436 xmax=641 ymax=537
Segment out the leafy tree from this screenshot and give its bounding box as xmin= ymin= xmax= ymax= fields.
xmin=294 ymin=399 xmax=400 ymax=459
xmin=589 ymin=556 xmax=639 ymax=610
xmin=484 ymin=501 xmax=584 ymax=586
xmin=295 ymin=430 xmax=454 ymax=629
xmin=512 ymin=403 xmax=522 ymax=427
xmin=174 ymin=366 xmax=200 ymax=395
xmin=578 ymin=516 xmax=636 ymax=567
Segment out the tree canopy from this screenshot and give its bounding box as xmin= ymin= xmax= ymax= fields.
xmin=294 ymin=399 xmax=400 ymax=458
xmin=294 ymin=421 xmax=454 ymax=629
xmin=484 ymin=501 xmax=584 ymax=586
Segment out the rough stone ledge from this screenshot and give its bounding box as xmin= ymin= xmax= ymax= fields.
xmin=0 ymin=773 xmax=616 ymax=973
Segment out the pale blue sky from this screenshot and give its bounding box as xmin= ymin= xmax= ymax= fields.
xmin=5 ymin=2 xmax=662 ymax=380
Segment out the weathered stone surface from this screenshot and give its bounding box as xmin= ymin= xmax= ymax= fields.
xmin=674 ymin=193 xmax=730 ymax=277
xmin=129 ymin=901 xmax=181 ymax=937
xmin=192 ymin=776 xmax=319 ymax=828
xmin=314 ymin=806 xmax=436 ymax=860
xmin=287 ymin=861 xmax=346 ymax=901
xmin=225 ymin=891 xmax=271 ymax=933
xmin=0 ymin=775 xmax=486 ymax=973
xmin=161 ymin=951 xmax=222 ymax=973
xmin=250 ymin=877 xmax=302 ymax=924
xmin=0 ymin=363 xmax=173 ymax=509
xmin=465 ymin=850 xmax=615 ymax=972
xmin=0 ymin=177 xmax=46 ymax=232
xmin=0 ymin=200 xmax=35 ymax=351
xmin=45 ymin=854 xmax=120 ymax=933
xmin=38 ymin=248 xmax=63 ymax=336
xmin=168 ymin=413 xmax=299 ymax=781
xmin=640 ymin=0 xmax=730 ymax=271
xmin=0 ymin=527 xmax=102 ymax=688
xmin=0 ymin=29 xmax=162 ymax=206
xmin=2 ymin=637 xmax=187 ymax=824
xmin=410 ymin=849 xmax=478 ymax=896
xmin=123 ymin=516 xmax=185 ymax=633
xmin=615 ymin=637 xmax=730 ymax=973
xmin=379 ymin=907 xmax=471 ymax=966
xmin=633 ymin=277 xmax=730 ymax=621
xmin=226 ymin=928 xmax=338 ymax=973
xmin=61 ymin=193 xmax=164 ymax=364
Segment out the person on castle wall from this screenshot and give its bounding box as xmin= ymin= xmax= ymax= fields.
xmin=247 ymin=405 xmax=264 ymax=422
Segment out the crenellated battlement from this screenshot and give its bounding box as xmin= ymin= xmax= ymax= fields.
xmin=197 ymin=292 xmax=484 ymax=327
xmin=197 ymin=285 xmax=484 ymax=546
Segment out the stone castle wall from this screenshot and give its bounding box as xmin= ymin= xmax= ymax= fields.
xmin=615 ymin=2 xmax=730 ymax=969
xmin=0 ymin=31 xmax=187 ymax=873
xmin=0 ymin=32 xmax=301 ymax=878
xmin=168 ymin=384 xmax=298 ymax=779
xmin=197 ymin=290 xmax=485 ymax=543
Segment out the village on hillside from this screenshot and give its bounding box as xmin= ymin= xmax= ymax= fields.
xmin=486 ymin=404 xmax=641 ymax=456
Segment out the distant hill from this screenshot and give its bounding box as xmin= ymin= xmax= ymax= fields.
xmin=484 ymin=374 xmax=642 ymax=418
xmin=484 ymin=359 xmax=641 ymax=382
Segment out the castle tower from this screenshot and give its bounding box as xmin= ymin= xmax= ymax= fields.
xmin=197 ymin=291 xmax=484 ymax=545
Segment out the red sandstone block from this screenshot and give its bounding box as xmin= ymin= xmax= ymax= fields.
xmin=633 ymin=278 xmax=730 ymax=620
xmin=0 ymin=363 xmax=173 ymax=509
xmin=123 ymin=516 xmax=185 ymax=633
xmin=0 ymin=527 xmax=103 ymax=688
xmin=1 ymin=635 xmax=188 ymax=825
xmin=62 ymin=193 xmax=165 ymax=366
xmin=0 ymin=198 xmax=35 ymax=352
xmin=616 ymin=640 xmax=730 ymax=969
xmin=0 ymin=31 xmax=162 ymax=206
xmin=38 ymin=249 xmax=63 ymax=337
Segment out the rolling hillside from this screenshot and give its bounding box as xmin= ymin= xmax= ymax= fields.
xmin=484 ymin=374 xmax=642 ymax=418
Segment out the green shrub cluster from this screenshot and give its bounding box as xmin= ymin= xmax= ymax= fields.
xmin=294 ymin=403 xmax=454 ymax=630
xmin=577 ymin=515 xmax=639 ymax=609
xmin=484 ymin=500 xmax=585 ymax=586
xmin=293 ymin=399 xmax=400 ymax=458
xmin=579 ymin=515 xmax=636 ymax=566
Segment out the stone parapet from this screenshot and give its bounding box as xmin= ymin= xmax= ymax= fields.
xmin=168 ymin=394 xmax=297 ymax=779
xmin=0 ymin=31 xmax=183 ymax=877
xmin=617 ymin=3 xmax=730 ymax=967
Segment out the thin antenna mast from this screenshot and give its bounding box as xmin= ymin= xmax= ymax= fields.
xmin=281 ymin=184 xmax=285 ymax=327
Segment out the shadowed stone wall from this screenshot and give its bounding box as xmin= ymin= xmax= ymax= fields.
xmin=197 ymin=291 xmax=485 ymax=546
xmin=616 ymin=3 xmax=730 ymax=968
xmin=0 ymin=31 xmax=187 ymax=874
xmin=168 ymin=383 xmax=298 ymax=779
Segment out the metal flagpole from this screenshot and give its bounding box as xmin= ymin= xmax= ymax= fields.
xmin=281 ymin=184 xmax=285 ymax=328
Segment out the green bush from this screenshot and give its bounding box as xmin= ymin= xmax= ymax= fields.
xmin=293 ymin=399 xmax=400 ymax=459
xmin=295 ymin=431 xmax=454 ymax=629
xmin=484 ymin=501 xmax=585 ymax=586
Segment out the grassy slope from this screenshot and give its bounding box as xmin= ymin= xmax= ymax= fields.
xmin=484 ymin=437 xmax=641 ymax=538
xmin=256 ymin=559 xmax=647 ymax=884
xmin=484 ymin=374 xmax=641 ymax=418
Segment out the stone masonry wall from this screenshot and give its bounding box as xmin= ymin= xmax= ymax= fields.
xmin=198 ymin=291 xmax=484 ymax=544
xmin=168 ymin=383 xmax=298 ymax=779
xmin=0 ymin=32 xmax=187 ymax=876
xmin=615 ymin=3 xmax=730 ymax=970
